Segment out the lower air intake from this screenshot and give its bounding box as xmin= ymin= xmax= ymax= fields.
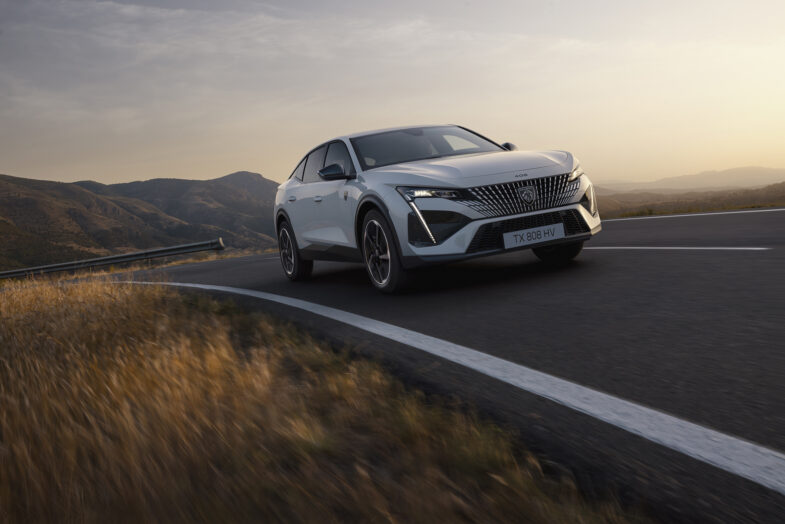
xmin=466 ymin=209 xmax=590 ymax=253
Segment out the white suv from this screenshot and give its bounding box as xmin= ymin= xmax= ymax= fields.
xmin=274 ymin=125 xmax=601 ymax=292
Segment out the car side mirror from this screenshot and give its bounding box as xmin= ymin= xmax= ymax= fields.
xmin=318 ymin=163 xmax=351 ymax=180
xmin=501 ymin=142 xmax=518 ymax=151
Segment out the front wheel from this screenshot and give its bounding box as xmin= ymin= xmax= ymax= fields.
xmin=532 ymin=241 xmax=584 ymax=265
xmin=278 ymin=221 xmax=313 ymax=281
xmin=362 ymin=210 xmax=408 ymax=293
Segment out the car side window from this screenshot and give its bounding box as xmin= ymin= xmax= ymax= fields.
xmin=324 ymin=141 xmax=355 ymax=176
xmin=290 ymin=158 xmax=305 ymax=180
xmin=302 ymin=146 xmax=327 ymax=183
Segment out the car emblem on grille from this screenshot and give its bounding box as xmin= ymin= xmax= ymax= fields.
xmin=518 ymin=186 xmax=537 ymax=204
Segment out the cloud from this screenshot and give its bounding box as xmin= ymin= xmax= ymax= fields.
xmin=1 ymin=0 xmax=555 ymax=136
xmin=1 ymin=0 xmax=784 ymax=183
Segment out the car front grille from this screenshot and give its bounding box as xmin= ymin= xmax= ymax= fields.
xmin=455 ymin=173 xmax=581 ymax=218
xmin=466 ymin=209 xmax=590 ymax=253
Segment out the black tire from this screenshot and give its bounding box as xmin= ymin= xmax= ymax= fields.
xmin=532 ymin=241 xmax=584 ymax=265
xmin=278 ymin=221 xmax=313 ymax=281
xmin=361 ymin=210 xmax=408 ymax=293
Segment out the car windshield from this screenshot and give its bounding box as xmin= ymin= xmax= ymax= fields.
xmin=350 ymin=126 xmax=503 ymax=171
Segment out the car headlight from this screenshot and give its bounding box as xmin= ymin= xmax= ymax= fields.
xmin=567 ymin=165 xmax=584 ymax=182
xmin=396 ymin=187 xmax=461 ymax=201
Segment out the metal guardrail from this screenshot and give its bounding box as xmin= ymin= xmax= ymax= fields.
xmin=0 ymin=238 xmax=225 ymax=280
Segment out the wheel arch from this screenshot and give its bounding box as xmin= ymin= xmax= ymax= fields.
xmin=354 ymin=195 xmax=405 ymax=262
xmin=275 ymin=209 xmax=292 ymax=232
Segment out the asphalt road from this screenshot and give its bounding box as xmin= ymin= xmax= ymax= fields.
xmin=141 ymin=208 xmax=785 ymax=522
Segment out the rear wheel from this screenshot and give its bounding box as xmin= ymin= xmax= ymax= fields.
xmin=362 ymin=210 xmax=408 ymax=293
xmin=533 ymin=241 xmax=584 ymax=265
xmin=278 ymin=221 xmax=313 ymax=281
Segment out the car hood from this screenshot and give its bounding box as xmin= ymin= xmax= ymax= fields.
xmin=364 ymin=150 xmax=575 ymax=186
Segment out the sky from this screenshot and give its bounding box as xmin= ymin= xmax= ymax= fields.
xmin=1 ymin=0 xmax=784 ymax=184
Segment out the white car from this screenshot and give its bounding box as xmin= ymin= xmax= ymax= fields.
xmin=274 ymin=125 xmax=601 ymax=292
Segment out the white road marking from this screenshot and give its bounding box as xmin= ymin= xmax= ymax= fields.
xmin=127 ymin=281 xmax=785 ymax=496
xmin=585 ymin=246 xmax=771 ymax=251
xmin=605 ymin=207 xmax=785 ymax=222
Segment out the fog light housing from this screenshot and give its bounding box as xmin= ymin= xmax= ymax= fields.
xmin=580 ymin=184 xmax=598 ymax=216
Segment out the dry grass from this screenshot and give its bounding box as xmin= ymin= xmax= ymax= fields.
xmin=0 ymin=278 xmax=641 ymax=523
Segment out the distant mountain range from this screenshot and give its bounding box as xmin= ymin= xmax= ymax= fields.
xmin=0 ymin=171 xmax=278 ymax=270
xmin=596 ymin=167 xmax=785 ymax=194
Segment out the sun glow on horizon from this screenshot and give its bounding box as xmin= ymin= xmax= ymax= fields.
xmin=1 ymin=0 xmax=784 ymax=184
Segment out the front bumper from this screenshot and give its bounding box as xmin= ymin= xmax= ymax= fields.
xmin=398 ymin=203 xmax=601 ymax=269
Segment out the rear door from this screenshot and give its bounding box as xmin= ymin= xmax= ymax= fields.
xmin=286 ymin=146 xmax=326 ymax=246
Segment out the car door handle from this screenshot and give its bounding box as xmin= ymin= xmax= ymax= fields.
xmin=313 ymin=196 xmax=323 ymax=203
xmin=288 ymin=196 xmax=296 ymax=202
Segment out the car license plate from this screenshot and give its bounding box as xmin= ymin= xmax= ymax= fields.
xmin=503 ymin=223 xmax=565 ymax=249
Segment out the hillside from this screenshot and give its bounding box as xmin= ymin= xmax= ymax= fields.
xmin=598 ymin=166 xmax=785 ymax=193
xmin=83 ymin=171 xmax=279 ymax=242
xmin=599 ymin=181 xmax=785 ymax=218
xmin=0 ymin=172 xmax=277 ymax=270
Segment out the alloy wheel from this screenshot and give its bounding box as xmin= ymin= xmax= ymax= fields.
xmin=363 ymin=219 xmax=391 ymax=287
xmin=279 ymin=227 xmax=295 ymax=275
